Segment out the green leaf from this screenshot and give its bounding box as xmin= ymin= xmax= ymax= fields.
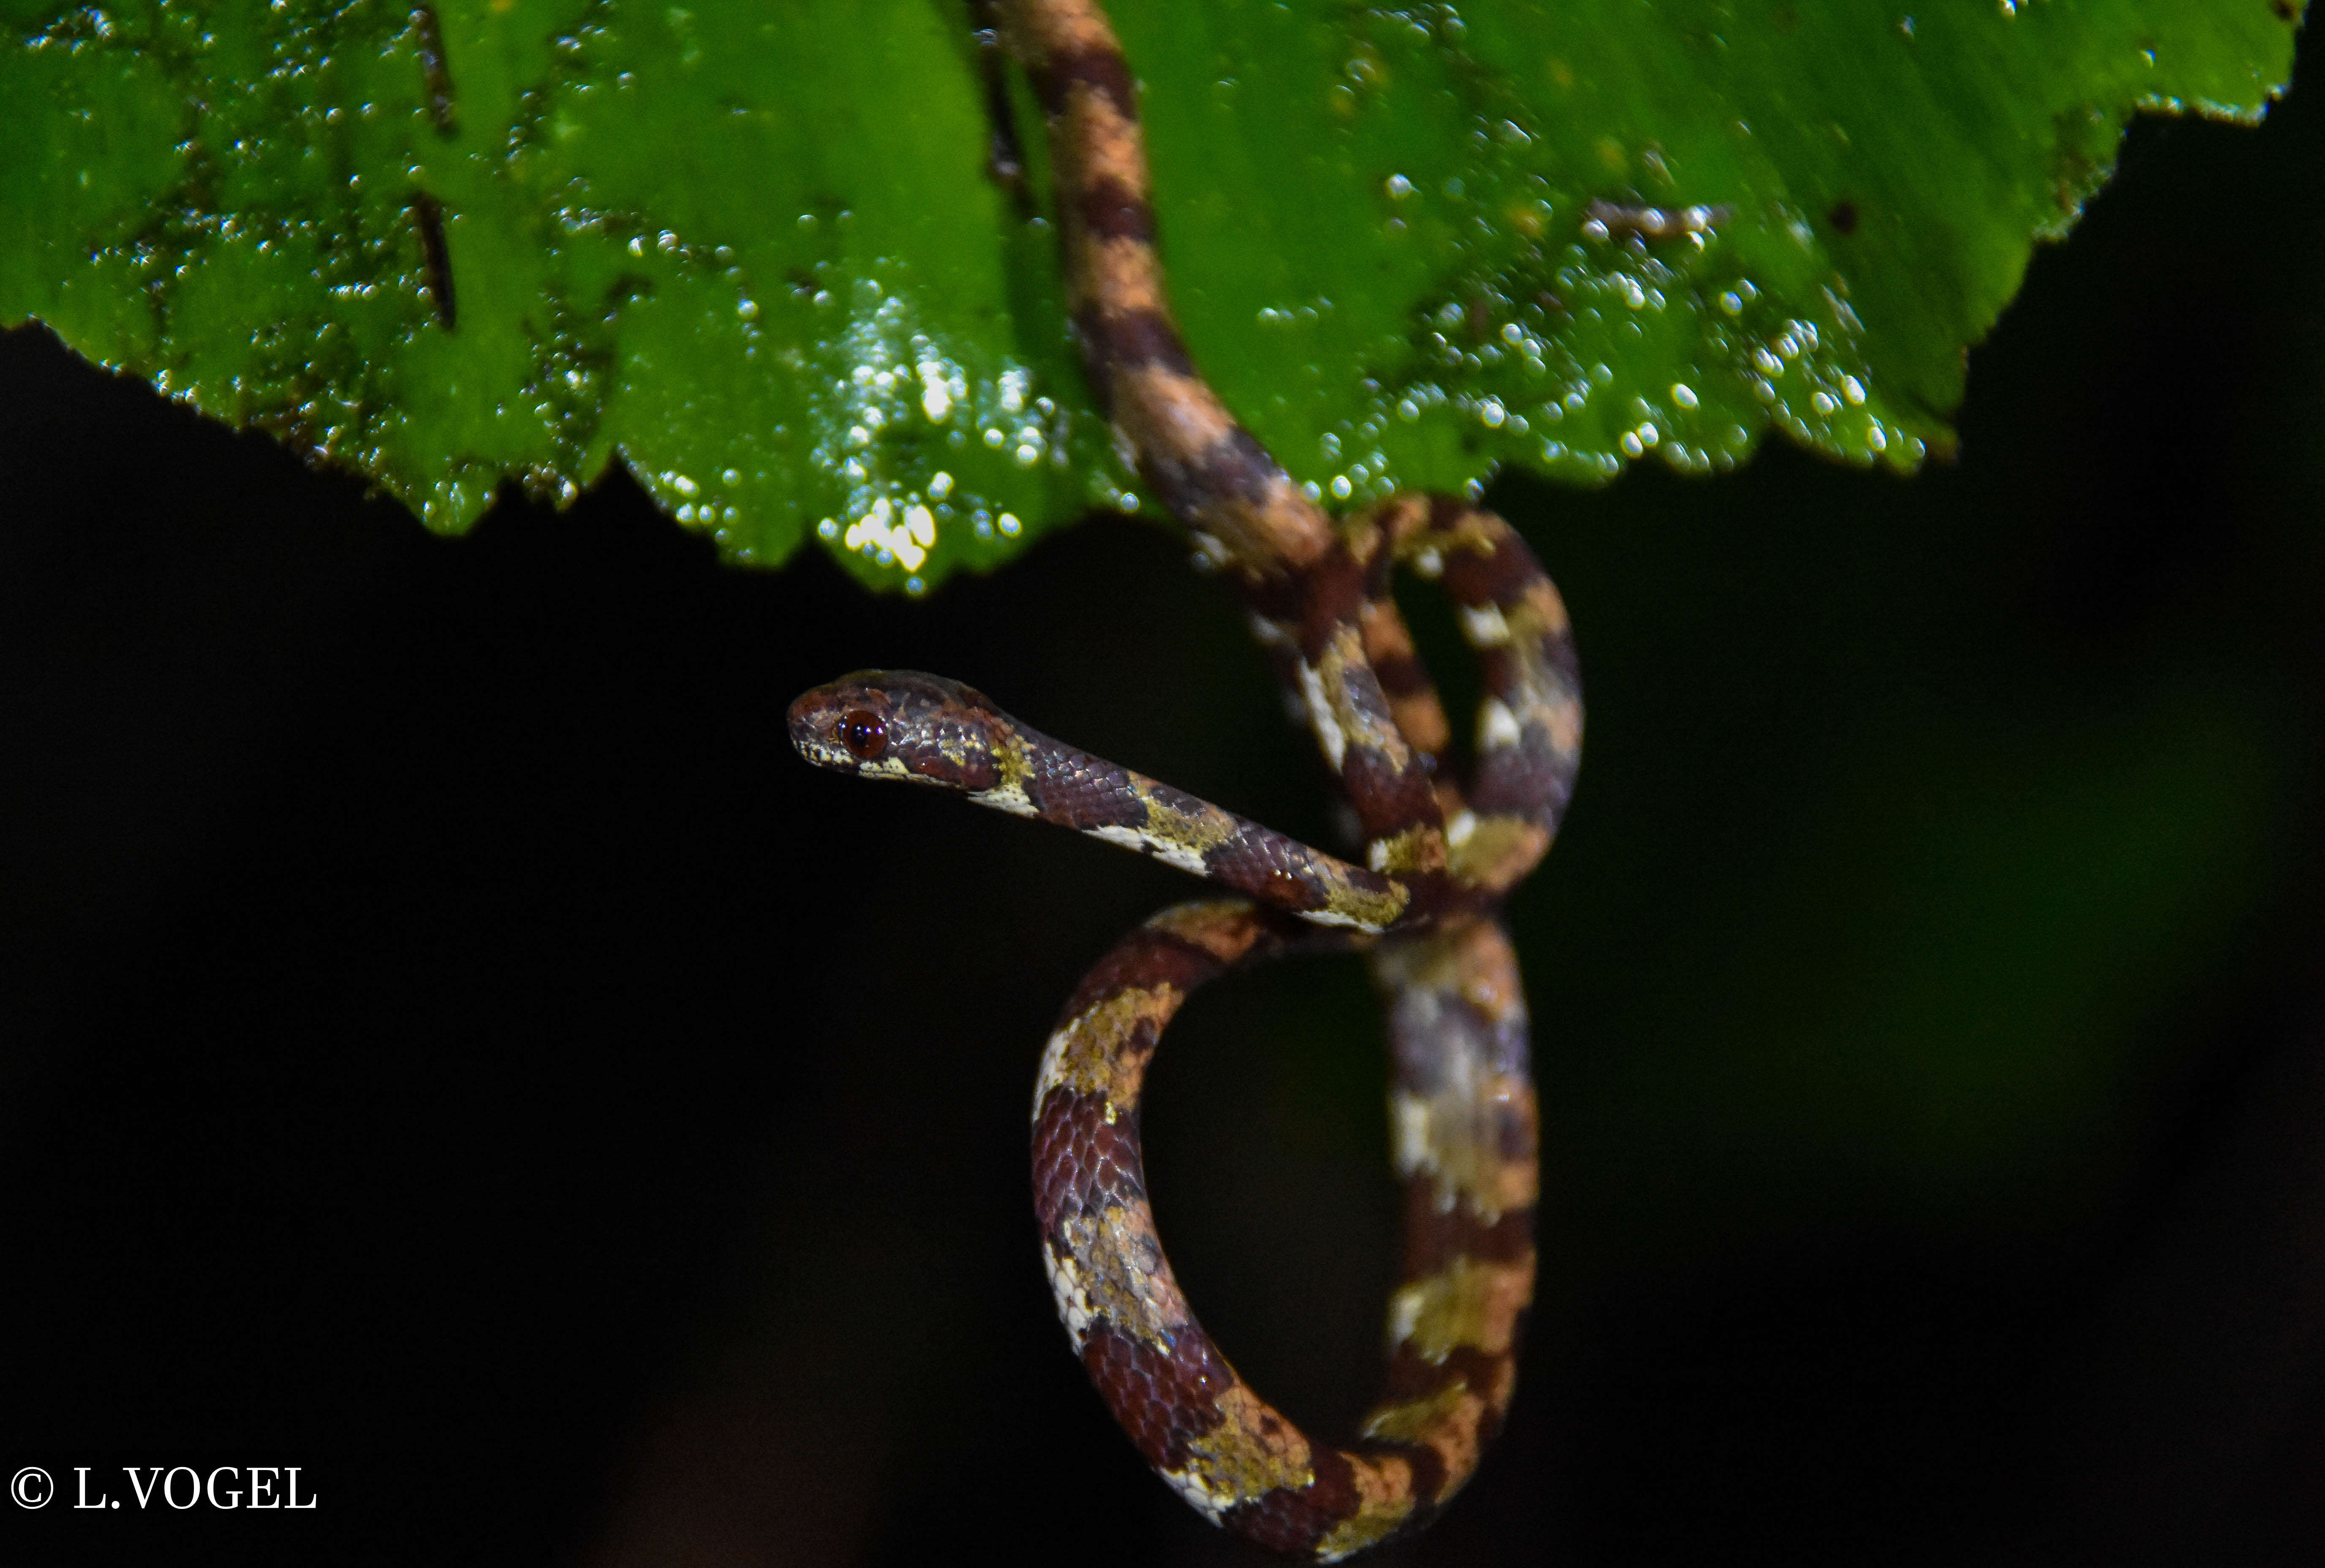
xmin=1 ymin=0 xmax=2302 ymax=590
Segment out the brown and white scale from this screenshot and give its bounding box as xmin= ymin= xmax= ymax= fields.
xmin=792 ymin=0 xmax=1588 ymax=1555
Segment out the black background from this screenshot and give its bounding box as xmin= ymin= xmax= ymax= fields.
xmin=5 ymin=49 xmax=2323 ymax=1568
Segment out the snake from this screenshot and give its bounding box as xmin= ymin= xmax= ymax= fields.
xmin=788 ymin=1 xmax=1581 ymax=1556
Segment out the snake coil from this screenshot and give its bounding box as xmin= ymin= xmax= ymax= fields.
xmin=790 ymin=1 xmax=1581 ymax=1555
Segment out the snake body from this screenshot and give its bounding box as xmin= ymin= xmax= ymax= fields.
xmin=788 ymin=1 xmax=1581 ymax=1555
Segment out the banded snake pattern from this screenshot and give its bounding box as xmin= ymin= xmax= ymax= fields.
xmin=790 ymin=1 xmax=1582 ymax=1554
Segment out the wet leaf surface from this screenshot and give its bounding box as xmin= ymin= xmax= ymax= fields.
xmin=0 ymin=0 xmax=2303 ymax=588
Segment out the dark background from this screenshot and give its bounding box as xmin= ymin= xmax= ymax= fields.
xmin=5 ymin=57 xmax=2322 ymax=1568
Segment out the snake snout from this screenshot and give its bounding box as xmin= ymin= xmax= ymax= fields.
xmin=786 ymin=672 xmax=899 ymax=774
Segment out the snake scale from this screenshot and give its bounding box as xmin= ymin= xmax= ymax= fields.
xmin=790 ymin=1 xmax=1582 ymax=1555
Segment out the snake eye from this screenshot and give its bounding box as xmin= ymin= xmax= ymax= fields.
xmin=837 ymin=708 xmax=888 ymax=761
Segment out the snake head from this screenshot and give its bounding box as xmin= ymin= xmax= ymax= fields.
xmin=787 ymin=670 xmax=1013 ymax=792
